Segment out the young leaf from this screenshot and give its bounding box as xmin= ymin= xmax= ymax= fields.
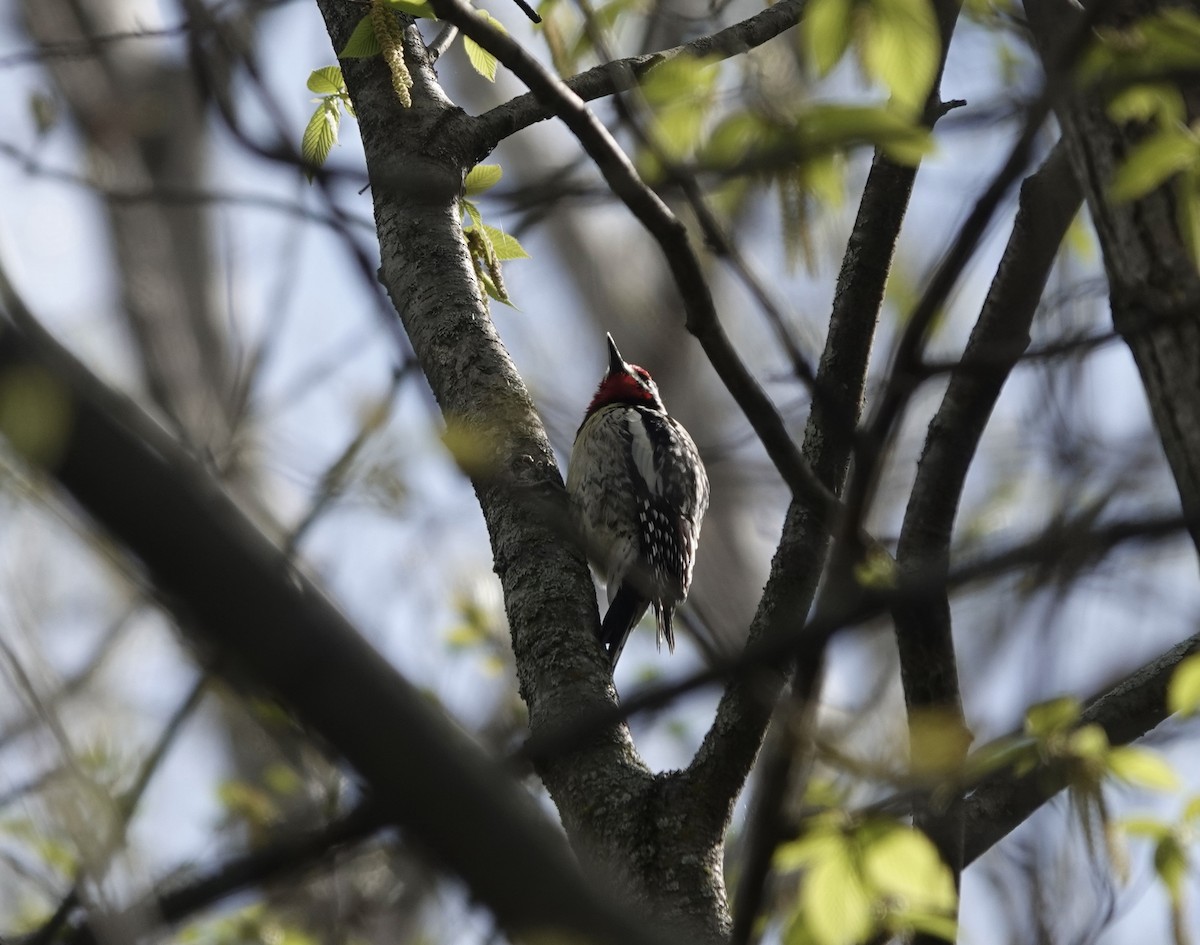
xmin=1167 ymin=652 xmax=1200 ymax=716
xmin=861 ymin=0 xmax=939 ymax=116
xmin=802 ymin=843 xmax=874 ymax=945
xmin=1107 ymin=745 xmax=1181 ymax=791
xmin=464 ymin=10 xmax=508 ymax=81
xmin=306 ymin=65 xmax=346 ymax=95
xmin=803 ymin=0 xmax=854 ymax=76
xmin=301 ymin=99 xmax=341 ymax=180
xmin=465 ymin=164 xmax=503 ymax=195
xmin=340 ymin=15 xmax=382 ymax=57
xmin=862 ymin=826 xmax=957 ymax=913
xmin=1024 ymin=695 xmax=1082 ymax=739
xmin=482 ymin=224 xmax=530 ymax=260
xmin=465 ymin=37 xmax=499 ymax=81
xmin=462 ymin=200 xmax=484 ymax=229
xmin=1110 ymin=128 xmax=1200 ymax=203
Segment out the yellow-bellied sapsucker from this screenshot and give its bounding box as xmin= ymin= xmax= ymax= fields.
xmin=567 ymin=334 xmax=709 ymax=668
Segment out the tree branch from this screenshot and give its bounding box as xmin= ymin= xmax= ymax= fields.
xmin=963 ymin=630 xmax=1200 ymax=865
xmin=893 ymin=141 xmax=1082 ymax=888
xmin=691 ymin=11 xmax=967 ymax=928
xmin=0 ymin=276 xmax=670 ymax=945
xmin=468 ymin=0 xmax=808 ymax=155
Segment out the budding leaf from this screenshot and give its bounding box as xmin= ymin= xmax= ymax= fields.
xmin=306 ymin=65 xmax=346 ymax=95
xmin=465 ymin=164 xmax=503 ymax=194
xmin=301 ymin=99 xmax=341 ymax=180
xmin=464 ymin=10 xmax=507 ymax=81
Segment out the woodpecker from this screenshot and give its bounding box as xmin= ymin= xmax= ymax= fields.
xmin=567 ymin=334 xmax=709 ymax=668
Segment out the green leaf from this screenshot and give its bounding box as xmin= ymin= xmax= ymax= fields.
xmin=796 ymin=104 xmax=933 ymax=165
xmin=465 ymin=164 xmax=503 ymax=195
xmin=1154 ymin=835 xmax=1189 ymax=901
xmin=1168 ymin=653 xmax=1200 ymax=715
xmin=862 ymin=826 xmax=957 ymax=913
xmin=306 ymin=65 xmax=346 ymax=95
xmin=1120 ymin=816 xmax=1172 ymax=840
xmin=1107 ymin=745 xmax=1181 ymax=791
xmin=464 ymin=10 xmax=507 ymax=81
xmin=1067 ymin=723 xmax=1110 ymax=762
xmin=481 ymin=224 xmax=530 ymax=260
xmin=1024 ymin=695 xmax=1082 ymax=739
xmin=861 ymin=0 xmax=939 ymax=115
xmin=340 ymin=15 xmax=382 ymax=57
xmin=1106 ymin=83 xmax=1185 ymax=126
xmin=300 ymin=99 xmax=341 ymax=180
xmin=1110 ymin=128 xmax=1200 ymax=202
xmin=803 ymin=843 xmax=875 ymax=945
xmin=465 ymin=36 xmax=499 ymax=80
xmin=462 ymin=200 xmax=484 ymax=229
xmin=384 ymin=0 xmax=439 ymax=17
xmin=803 ymin=0 xmax=855 ymax=76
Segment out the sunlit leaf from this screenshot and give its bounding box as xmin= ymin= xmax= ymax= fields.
xmin=861 ymin=0 xmax=939 ymax=115
xmin=1024 ymin=695 xmax=1081 ymax=739
xmin=908 ymin=707 xmax=973 ymax=776
xmin=803 ymin=0 xmax=854 ymax=76
xmin=1108 ymin=745 xmax=1181 ymax=791
xmin=1067 ymin=723 xmax=1109 ymax=762
xmin=300 ymin=99 xmax=341 ymax=180
xmin=1110 ymin=128 xmax=1200 ymax=202
xmin=852 ymin=544 xmax=897 ymax=589
xmin=482 ymin=224 xmax=530 ymax=260
xmin=1106 ymin=83 xmax=1185 ymax=126
xmin=796 ymin=104 xmax=933 ymax=165
xmin=1168 ymin=653 xmax=1200 ymax=715
xmin=863 ymin=826 xmax=957 ymax=913
xmin=803 ymin=842 xmax=874 ymax=945
xmin=1154 ymin=835 xmax=1189 ymax=901
xmin=306 ymin=65 xmax=345 ymax=95
xmin=464 ymin=10 xmax=507 ymax=81
xmin=465 ymin=163 xmax=503 ymax=194
xmin=1120 ymin=816 xmax=1171 ymax=840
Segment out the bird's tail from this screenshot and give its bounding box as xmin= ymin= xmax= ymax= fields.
xmin=652 ymin=601 xmax=676 ymax=654
xmin=600 ymin=583 xmax=650 ymax=668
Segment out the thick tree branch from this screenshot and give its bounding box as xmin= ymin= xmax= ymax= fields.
xmin=1027 ymin=0 xmax=1200 ymax=558
xmin=0 ymin=285 xmax=668 ymax=945
xmin=313 ymin=3 xmax=737 ymax=938
xmin=893 ymin=141 xmax=1082 ymax=884
xmin=692 ymin=11 xmax=966 ymax=929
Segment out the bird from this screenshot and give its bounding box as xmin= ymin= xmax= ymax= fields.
xmin=566 ymin=333 xmax=709 ymax=668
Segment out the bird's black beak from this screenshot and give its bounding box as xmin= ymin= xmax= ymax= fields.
xmin=605 ymin=333 xmax=626 ymax=374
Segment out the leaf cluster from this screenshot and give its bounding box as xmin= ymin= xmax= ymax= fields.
xmin=1082 ymin=10 xmax=1200 ymax=264
xmin=461 ymin=164 xmax=530 ymax=306
xmin=774 ymin=815 xmax=957 ymax=945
